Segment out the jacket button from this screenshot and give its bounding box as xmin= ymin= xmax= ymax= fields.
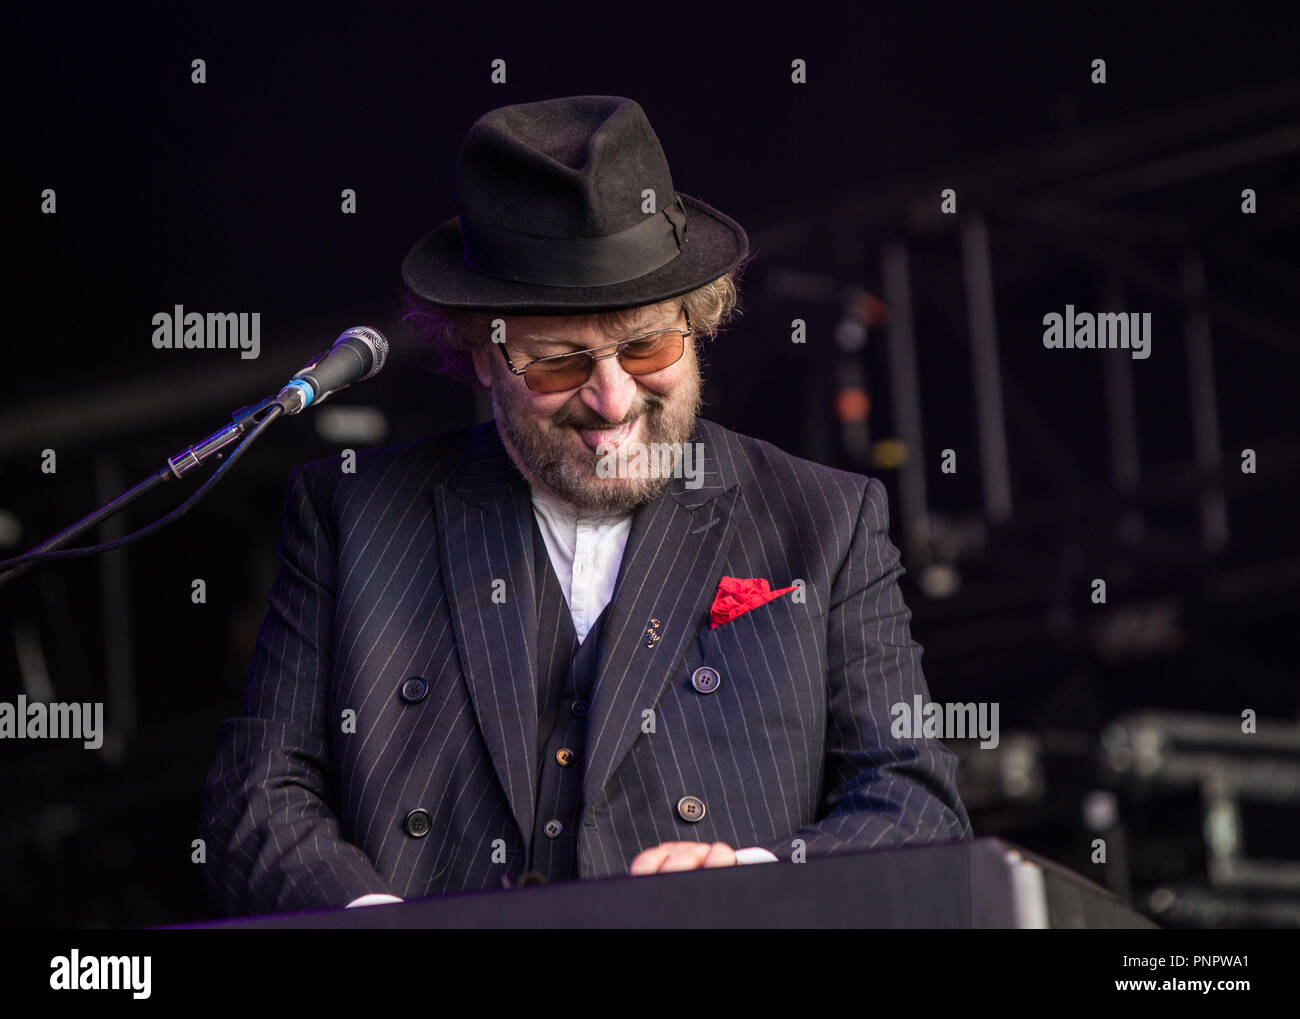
xmin=399 ymin=677 xmax=429 ymax=704
xmin=555 ymin=748 xmax=576 ymax=767
xmin=691 ymin=666 xmax=721 ymax=694
xmin=570 ymin=699 xmax=589 ymax=718
xmin=404 ymin=808 xmax=432 ymax=838
xmin=543 ymin=819 xmax=564 ymax=838
xmin=676 ymin=795 xmax=706 ymax=822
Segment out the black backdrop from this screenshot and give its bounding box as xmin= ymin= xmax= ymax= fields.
xmin=4 ymin=2 xmax=1297 ymax=927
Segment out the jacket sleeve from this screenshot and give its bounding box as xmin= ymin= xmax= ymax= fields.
xmin=754 ymin=477 xmax=973 ymax=862
xmin=198 ymin=465 xmax=395 ymax=916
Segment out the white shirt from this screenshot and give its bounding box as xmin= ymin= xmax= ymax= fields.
xmin=345 ymin=482 xmax=776 ymax=908
xmin=527 ymin=483 xmax=635 ymax=643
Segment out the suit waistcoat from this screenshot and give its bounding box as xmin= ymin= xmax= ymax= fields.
xmin=529 ymin=512 xmax=610 ymax=881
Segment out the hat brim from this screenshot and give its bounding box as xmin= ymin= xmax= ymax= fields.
xmin=401 ymin=193 xmax=749 ymax=314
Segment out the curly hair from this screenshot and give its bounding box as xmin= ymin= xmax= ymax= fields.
xmin=400 ymin=270 xmax=742 ymax=388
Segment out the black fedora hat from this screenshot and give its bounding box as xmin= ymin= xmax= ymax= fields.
xmin=401 ymin=95 xmax=749 ymax=314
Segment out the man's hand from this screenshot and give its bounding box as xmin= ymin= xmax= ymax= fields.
xmin=629 ymin=841 xmax=737 ymax=875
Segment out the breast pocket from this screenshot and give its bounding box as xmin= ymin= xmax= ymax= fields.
xmin=676 ymin=590 xmax=827 ymax=759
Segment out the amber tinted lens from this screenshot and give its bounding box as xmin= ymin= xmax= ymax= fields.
xmin=524 ymin=356 xmax=593 ymax=393
xmin=618 ymin=330 xmax=684 ymax=374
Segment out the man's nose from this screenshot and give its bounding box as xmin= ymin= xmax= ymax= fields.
xmin=578 ymin=351 xmax=639 ymax=423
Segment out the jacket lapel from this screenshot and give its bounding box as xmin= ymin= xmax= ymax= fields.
xmin=433 ymin=421 xmax=539 ymax=845
xmin=583 ymin=420 xmax=740 ymax=806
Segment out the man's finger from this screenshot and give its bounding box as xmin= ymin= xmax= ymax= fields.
xmin=701 ymin=841 xmax=737 ymax=868
xmin=629 ymin=842 xmax=690 ymax=875
xmin=655 ymin=843 xmax=714 ymax=873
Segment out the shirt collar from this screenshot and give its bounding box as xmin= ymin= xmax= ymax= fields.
xmin=526 ymin=481 xmax=634 ymax=525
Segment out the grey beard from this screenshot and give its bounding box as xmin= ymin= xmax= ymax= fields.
xmin=493 ymin=374 xmax=701 ymax=515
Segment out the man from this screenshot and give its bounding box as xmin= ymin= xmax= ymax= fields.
xmin=199 ymin=95 xmax=971 ymax=916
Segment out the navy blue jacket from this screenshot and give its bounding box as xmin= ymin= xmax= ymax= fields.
xmin=200 ymin=417 xmax=971 ymax=915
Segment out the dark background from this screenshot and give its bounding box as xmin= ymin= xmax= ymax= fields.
xmin=4 ymin=2 xmax=1297 ymax=927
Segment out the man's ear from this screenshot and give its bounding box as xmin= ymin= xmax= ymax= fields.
xmin=470 ymin=343 xmax=495 ymax=389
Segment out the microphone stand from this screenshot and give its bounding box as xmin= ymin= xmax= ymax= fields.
xmin=0 ymin=395 xmax=282 ymax=590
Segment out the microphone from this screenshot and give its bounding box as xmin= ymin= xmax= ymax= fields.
xmin=276 ymin=326 xmax=389 ymax=414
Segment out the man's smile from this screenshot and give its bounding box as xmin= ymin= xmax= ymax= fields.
xmin=572 ymin=418 xmax=639 ymax=453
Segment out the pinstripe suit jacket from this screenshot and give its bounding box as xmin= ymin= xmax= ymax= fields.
xmin=200 ymin=416 xmax=971 ymax=916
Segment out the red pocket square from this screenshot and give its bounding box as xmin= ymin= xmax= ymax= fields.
xmin=709 ymin=576 xmax=798 ymax=629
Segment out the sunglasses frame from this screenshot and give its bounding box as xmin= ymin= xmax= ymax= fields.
xmin=497 ymin=310 xmax=693 ymax=393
